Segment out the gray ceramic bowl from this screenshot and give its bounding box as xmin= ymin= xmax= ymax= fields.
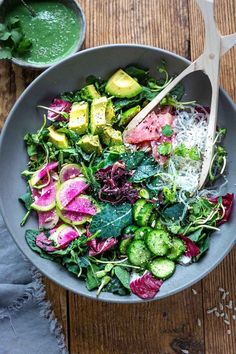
xmin=0 ymin=44 xmax=235 ymax=303
xmin=0 ymin=0 xmax=86 ymax=70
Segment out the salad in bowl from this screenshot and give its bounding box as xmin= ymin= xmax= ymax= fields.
xmin=19 ymin=62 xmax=233 ymax=300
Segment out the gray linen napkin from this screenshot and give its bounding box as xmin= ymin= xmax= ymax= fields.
xmin=0 ymin=214 xmax=68 ymax=354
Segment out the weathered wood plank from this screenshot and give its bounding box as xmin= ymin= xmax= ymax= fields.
xmin=189 ymin=0 xmax=236 ymax=353
xmin=69 ymin=1 xmax=204 ymax=353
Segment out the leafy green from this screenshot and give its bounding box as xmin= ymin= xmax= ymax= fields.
xmin=162 ymin=203 xmax=186 ymax=222
xmin=131 ymin=155 xmax=158 ymax=182
xmin=0 ymin=16 xmax=32 ymax=59
xmin=86 ymin=264 xmax=101 ymax=290
xmin=105 ymin=276 xmax=130 ymax=296
xmin=170 ymin=82 xmax=185 ymax=101
xmin=174 ymin=144 xmax=200 ymax=161
xmin=19 ymin=189 xmax=33 ymax=210
xmin=187 ymin=228 xmax=203 ymax=242
xmin=25 ymin=229 xmax=54 ymax=260
xmin=89 ymin=203 xmax=133 ymax=238
xmin=124 ymin=65 xmax=149 ymax=80
xmin=162 ymin=124 xmax=173 ymax=137
xmin=114 ymin=266 xmax=130 ymax=289
xmin=158 ymin=142 xmax=172 ymax=156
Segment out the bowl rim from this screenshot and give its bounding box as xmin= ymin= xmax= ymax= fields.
xmin=1 ymin=0 xmax=86 ymax=70
xmin=0 ymin=43 xmax=236 ymax=303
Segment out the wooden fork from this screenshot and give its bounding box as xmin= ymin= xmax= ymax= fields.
xmin=125 ymin=0 xmax=236 ymax=190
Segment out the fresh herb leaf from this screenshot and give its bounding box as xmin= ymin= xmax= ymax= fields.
xmin=170 ymin=82 xmax=185 ymax=101
xmin=158 ymin=142 xmax=172 ymax=156
xmin=162 ymin=124 xmax=173 ymax=137
xmin=125 ymin=65 xmax=148 ymax=81
xmin=90 ymin=203 xmax=133 ymax=238
xmin=188 ymin=147 xmax=200 ymax=161
xmin=114 ymin=266 xmax=130 ymax=289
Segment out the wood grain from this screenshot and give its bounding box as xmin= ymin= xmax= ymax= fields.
xmin=0 ymin=0 xmax=235 ymax=353
xmin=189 ymin=0 xmax=236 ymax=353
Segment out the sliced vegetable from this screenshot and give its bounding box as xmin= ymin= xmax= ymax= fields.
xmin=119 ymin=237 xmax=132 ymax=255
xmin=149 ymin=258 xmax=175 ymax=279
xmin=38 ymin=208 xmax=59 ymax=230
xmin=133 ymin=200 xmax=154 ymax=227
xmin=88 ymin=238 xmax=118 ymax=256
xmin=128 ymin=240 xmax=152 ymax=266
xmin=31 ymin=182 xmax=57 ymax=212
xmin=64 ymin=195 xmax=99 ymax=216
xmin=134 ymin=226 xmax=152 ymax=241
xmin=130 ymin=272 xmax=163 ymax=299
xmin=30 ymin=161 xmax=58 ymax=187
xmin=166 ymin=237 xmax=186 ymax=261
xmin=56 ymin=177 xmax=88 ymax=209
xmin=145 ymin=229 xmax=171 ymax=256
xmin=59 ymin=164 xmax=81 ymax=183
xmin=47 ymin=99 xmax=71 ymax=121
xmin=57 ymin=208 xmax=91 ymax=225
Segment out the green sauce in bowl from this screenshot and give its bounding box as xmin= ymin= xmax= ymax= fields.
xmin=6 ymin=1 xmax=82 ymax=66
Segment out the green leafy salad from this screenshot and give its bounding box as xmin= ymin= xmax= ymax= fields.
xmin=20 ymin=63 xmax=233 ymax=299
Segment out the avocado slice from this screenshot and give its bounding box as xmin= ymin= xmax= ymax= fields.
xmin=69 ymin=102 xmax=89 ymax=135
xmin=101 ymin=127 xmax=123 ymax=146
xmin=48 ymin=126 xmax=69 ymax=149
xmin=105 ymin=69 xmax=142 ymax=98
xmin=105 ymin=99 xmax=116 ymax=125
xmin=90 ymin=97 xmax=108 ymax=135
xmin=80 ymin=84 xmax=101 ymax=100
xmin=119 ymin=105 xmax=141 ymax=126
xmin=78 ymin=134 xmax=102 ymax=155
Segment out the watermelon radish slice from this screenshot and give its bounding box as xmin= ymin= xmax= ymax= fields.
xmin=64 ymin=195 xmax=99 ymax=216
xmin=56 ymin=177 xmax=88 ymax=209
xmin=36 ymin=224 xmax=81 ymax=252
xmin=49 ymin=224 xmax=80 ymax=249
xmin=38 ymin=208 xmax=59 ymax=230
xmin=124 ymin=109 xmax=173 ymax=144
xmin=57 ymin=208 xmax=91 ymax=225
xmin=59 ymin=164 xmax=81 ymax=183
xmin=31 ymin=182 xmax=57 ymax=211
xmin=30 ymin=162 xmax=58 ymax=187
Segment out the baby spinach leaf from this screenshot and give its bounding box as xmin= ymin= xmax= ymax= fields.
xmin=162 ymin=203 xmax=186 ymax=222
xmin=89 ymin=203 xmax=133 ymax=238
xmin=25 ymin=229 xmax=54 ymax=260
xmin=188 ymin=228 xmax=203 ymax=242
xmin=105 ymin=276 xmax=130 ymax=296
xmin=86 ymin=264 xmax=101 ymax=290
xmin=131 ymin=155 xmax=159 ymax=182
xmin=125 ymin=65 xmax=149 ymax=80
xmin=114 ymin=266 xmax=130 ymax=289
xmin=19 ymin=189 xmax=33 ymax=210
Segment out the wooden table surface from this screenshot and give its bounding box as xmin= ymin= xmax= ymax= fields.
xmin=1 ymin=1 xmax=236 ymax=353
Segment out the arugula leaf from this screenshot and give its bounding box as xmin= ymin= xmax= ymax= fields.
xmin=158 ymin=142 xmax=172 ymax=156
xmin=170 ymin=82 xmax=185 ymax=101
xmin=60 ymin=90 xmax=82 ymax=103
xmin=114 ymin=266 xmax=130 ymax=289
xmin=89 ymin=203 xmax=133 ymax=238
xmin=162 ymin=124 xmax=173 ymax=137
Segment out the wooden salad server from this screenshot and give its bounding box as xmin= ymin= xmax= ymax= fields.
xmin=125 ymin=0 xmax=236 ymax=190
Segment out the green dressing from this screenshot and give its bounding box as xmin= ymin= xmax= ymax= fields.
xmin=6 ymin=1 xmax=81 ymax=65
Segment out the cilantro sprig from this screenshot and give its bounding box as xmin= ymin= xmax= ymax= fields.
xmin=0 ymin=16 xmax=32 ymax=59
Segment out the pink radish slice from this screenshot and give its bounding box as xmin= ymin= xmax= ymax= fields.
xmin=59 ymin=164 xmax=81 ymax=183
xmin=56 ymin=177 xmax=89 ymax=209
xmin=64 ymin=196 xmax=97 ymax=216
xmin=38 ymin=208 xmax=59 ymax=230
xmin=30 ymin=161 xmax=58 ymax=187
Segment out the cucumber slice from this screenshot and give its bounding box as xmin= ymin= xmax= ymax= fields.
xmin=134 ymin=226 xmax=152 ymax=241
xmin=145 ymin=229 xmax=171 ymax=256
xmin=167 ymin=237 xmax=186 ymax=261
xmin=133 ymin=199 xmax=147 ymax=221
xmin=136 ymin=203 xmax=153 ymax=226
xmin=123 ymin=225 xmax=139 ymax=236
xmin=119 ymin=238 xmax=132 ymax=255
xmin=128 ymin=240 xmax=152 ymax=267
xmin=149 ymin=258 xmax=176 ymax=279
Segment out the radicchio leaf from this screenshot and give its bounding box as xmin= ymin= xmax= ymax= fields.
xmin=48 ymin=98 xmax=72 ymax=121
xmin=208 ymin=193 xmax=234 ymax=225
xmin=178 ymin=235 xmax=200 ymax=258
xmin=88 ymin=238 xmax=118 ymax=256
xmin=130 ymin=272 xmax=163 ymax=299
